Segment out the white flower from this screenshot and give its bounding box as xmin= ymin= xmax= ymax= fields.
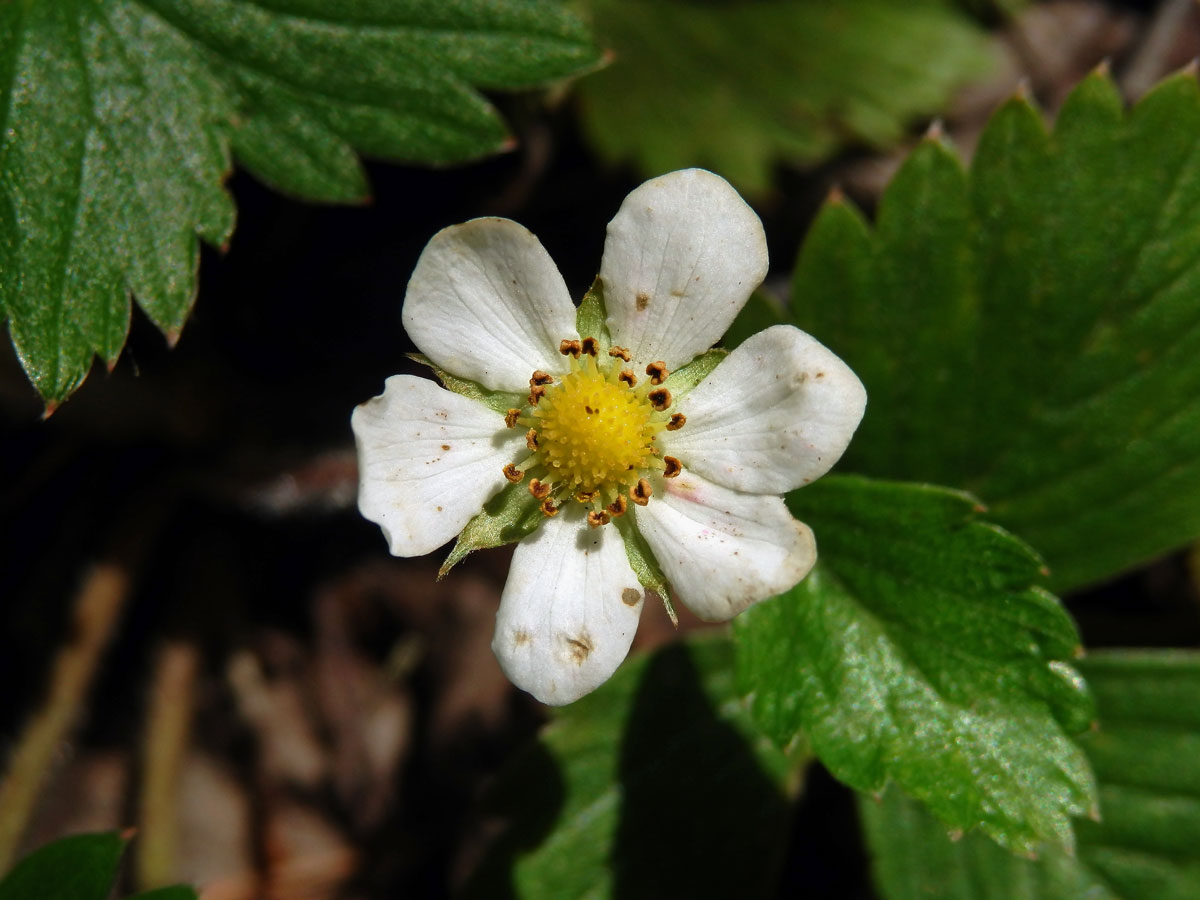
xmin=352 ymin=169 xmax=866 ymax=705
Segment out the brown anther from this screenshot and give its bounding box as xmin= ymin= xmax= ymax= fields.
xmin=608 ymin=346 xmax=632 ymax=362
xmin=529 ymin=370 xmax=553 ymax=387
xmin=581 ymin=336 xmax=598 ymax=356
xmin=540 ymin=498 xmax=560 ymax=517
xmin=646 ymin=361 xmax=668 ymax=385
xmin=587 ymin=510 xmax=610 ymax=528
xmin=528 ymin=384 xmax=547 ymax=405
xmin=529 ymin=478 xmax=552 ymax=500
xmin=505 ymin=408 xmax=521 ymax=428
xmin=663 ymin=456 xmax=682 ymax=478
xmin=648 ymin=388 xmax=672 ymax=411
xmin=618 ymin=369 xmax=637 ymax=388
xmin=503 ymin=463 xmax=524 ymax=483
xmin=606 ymin=495 xmax=628 ymax=518
xmin=559 ymin=339 xmax=582 ymax=358
xmin=525 ymin=428 xmax=539 ymax=451
xmin=575 ymin=489 xmax=598 ymax=504
xmin=666 ymin=413 xmax=686 ymax=431
xmin=631 ymin=478 xmax=652 ymax=505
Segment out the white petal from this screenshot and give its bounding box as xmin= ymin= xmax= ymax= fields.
xmin=635 ymin=472 xmax=815 ymax=622
xmin=665 ymin=325 xmax=867 ymax=493
xmin=402 ymin=218 xmax=578 ymax=392
xmin=493 ymin=508 xmax=645 ymax=705
xmin=352 ymin=375 xmax=522 ymax=556
xmin=600 ymin=169 xmax=768 ymax=370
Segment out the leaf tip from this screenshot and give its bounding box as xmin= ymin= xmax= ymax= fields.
xmin=946 ymin=828 xmax=963 ymax=843
xmin=1091 ymin=57 xmax=1112 ymax=79
xmin=165 ymin=328 xmax=183 ymax=349
xmin=41 ymin=399 xmax=60 ymax=420
xmin=825 ymin=183 xmax=845 ymax=206
xmin=1183 ymin=57 xmax=1200 ymax=79
xmin=497 ymin=135 xmax=519 ymax=155
xmin=1088 ymin=803 xmax=1102 ymax=823
xmin=922 ymin=118 xmax=946 ymax=143
xmin=1012 ymin=77 xmax=1032 ymax=102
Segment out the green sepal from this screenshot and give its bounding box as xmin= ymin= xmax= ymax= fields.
xmin=440 ymin=481 xmax=544 ymax=577
xmin=664 ymin=348 xmax=727 ymax=399
xmin=407 ymin=353 xmax=525 ymax=415
xmin=575 ymin=276 xmax=612 ymax=354
xmin=613 ymin=515 xmax=676 ymax=624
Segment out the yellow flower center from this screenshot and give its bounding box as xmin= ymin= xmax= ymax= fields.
xmin=502 ymin=339 xmax=686 ymax=526
xmin=533 ymin=362 xmax=655 ymax=493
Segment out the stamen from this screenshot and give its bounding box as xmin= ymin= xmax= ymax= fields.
xmin=559 ymin=339 xmax=582 ymax=358
xmin=648 ymin=388 xmax=672 ymax=411
xmin=581 ymin=337 xmax=598 ymax=356
xmin=608 ymin=346 xmax=632 ymax=362
xmin=607 ymin=495 xmax=628 ymax=518
xmin=618 ymin=369 xmax=637 ymax=388
xmin=529 ymin=478 xmax=552 ymax=500
xmin=575 ymin=489 xmax=598 ymax=504
xmin=631 ymin=478 xmax=652 ymax=505
xmin=530 ymin=370 xmax=553 ymax=388
xmin=587 ymin=510 xmax=610 ymax=528
xmin=666 ymin=413 xmax=686 ymax=431
xmin=540 ymin=498 xmax=559 ymax=517
xmin=503 ymin=463 xmax=524 ymax=483
xmin=646 ymin=361 xmax=668 ymax=385
xmin=525 ymin=428 xmax=539 ymax=451
xmin=505 ymin=408 xmax=521 ymax=428
xmin=663 ymin=456 xmax=682 ymax=478
xmin=528 ymin=384 xmax=547 ymax=405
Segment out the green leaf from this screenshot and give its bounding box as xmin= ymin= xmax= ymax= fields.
xmin=462 ymin=636 xmax=801 ymax=900
xmin=722 ymin=288 xmax=786 ymax=350
xmin=0 ymin=0 xmax=601 ymax=406
xmin=733 ymin=475 xmax=1096 ymax=854
xmin=575 ymin=0 xmax=994 ymax=194
xmin=792 ymin=70 xmax=1200 ymax=590
xmin=863 ymin=650 xmax=1200 ymax=900
xmin=0 ymin=833 xmax=125 ymax=900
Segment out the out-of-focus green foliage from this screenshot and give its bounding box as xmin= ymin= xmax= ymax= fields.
xmin=0 ymin=833 xmax=196 ymax=900
xmin=0 ymin=0 xmax=600 ymax=406
xmin=575 ymin=0 xmax=995 ymax=194
xmin=863 ymin=651 xmax=1200 ymax=900
xmin=734 ymin=475 xmax=1095 ymax=855
xmin=462 ymin=637 xmax=801 ymax=900
xmin=790 ymin=70 xmax=1200 ymax=591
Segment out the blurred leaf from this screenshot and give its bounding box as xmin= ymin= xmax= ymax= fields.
xmin=723 ymin=288 xmax=786 ymax=349
xmin=462 ymin=636 xmax=801 ymax=900
xmin=0 ymin=833 xmax=124 ymax=900
xmin=0 ymin=0 xmax=600 ymax=406
xmin=863 ymin=650 xmax=1200 ymax=900
xmin=575 ymin=0 xmax=995 ymax=194
xmin=0 ymin=832 xmax=197 ymax=900
xmin=733 ymin=475 xmax=1096 ymax=854
xmin=792 ymin=70 xmax=1200 ymax=591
